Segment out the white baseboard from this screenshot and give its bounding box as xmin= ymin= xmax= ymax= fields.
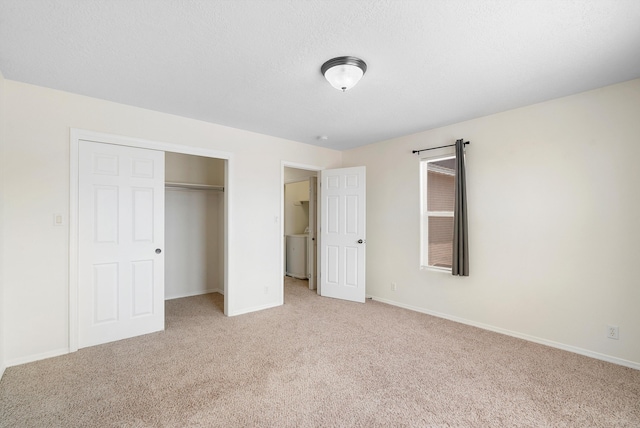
xmin=228 ymin=301 xmax=281 ymax=317
xmin=5 ymin=291 xmax=225 ymax=369
xmin=165 ymin=288 xmax=222 ymax=300
xmin=369 ymin=295 xmax=640 ymax=371
xmin=6 ymin=347 xmax=69 ymax=368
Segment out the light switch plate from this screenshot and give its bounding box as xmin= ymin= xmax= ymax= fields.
xmin=53 ymin=213 xmax=64 ymax=226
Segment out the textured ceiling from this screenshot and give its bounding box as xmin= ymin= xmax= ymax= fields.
xmin=1 ymin=0 xmax=640 ymax=150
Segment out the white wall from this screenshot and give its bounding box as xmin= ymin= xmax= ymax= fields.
xmin=284 ymin=167 xmax=316 ymax=184
xmin=284 ymin=180 xmax=309 ymax=236
xmin=0 ymin=70 xmax=6 ymax=377
xmin=2 ymin=80 xmax=342 ymax=366
xmin=343 ymin=79 xmax=640 ymax=368
xmin=166 ymin=152 xmax=225 ymax=186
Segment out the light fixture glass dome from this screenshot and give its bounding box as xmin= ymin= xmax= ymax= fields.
xmin=321 ymin=56 xmax=367 ymax=92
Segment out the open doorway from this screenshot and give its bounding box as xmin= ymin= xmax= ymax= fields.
xmin=282 ymin=165 xmax=320 ymax=300
xmin=281 ymin=163 xmax=368 ymax=306
xmin=165 ymin=153 xmax=226 ymax=313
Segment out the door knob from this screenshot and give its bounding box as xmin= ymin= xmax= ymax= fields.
xmin=155 ymin=248 xmax=162 ymax=254
xmin=357 ymin=239 xmax=365 ymax=244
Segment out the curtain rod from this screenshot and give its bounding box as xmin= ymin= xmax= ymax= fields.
xmin=412 ymin=140 xmax=469 ymax=155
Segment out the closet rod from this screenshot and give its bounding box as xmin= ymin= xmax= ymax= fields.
xmin=412 ymin=140 xmax=469 ymax=155
xmin=165 ymin=181 xmax=224 ymax=191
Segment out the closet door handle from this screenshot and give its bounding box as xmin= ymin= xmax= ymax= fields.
xmin=155 ymin=248 xmax=162 ymax=254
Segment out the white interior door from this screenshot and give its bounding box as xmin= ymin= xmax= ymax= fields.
xmin=78 ymin=140 xmax=165 ymax=348
xmin=320 ymin=166 xmax=366 ymax=303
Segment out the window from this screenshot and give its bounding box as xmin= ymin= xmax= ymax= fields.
xmin=420 ymin=156 xmax=456 ymax=270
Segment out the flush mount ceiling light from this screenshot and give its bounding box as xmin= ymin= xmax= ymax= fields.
xmin=321 ymin=56 xmax=367 ymax=92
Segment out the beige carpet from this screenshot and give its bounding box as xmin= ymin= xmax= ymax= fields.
xmin=1 ymin=277 xmax=639 ymax=427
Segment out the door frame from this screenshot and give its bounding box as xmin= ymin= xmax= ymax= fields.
xmin=280 ymin=161 xmax=323 ymax=302
xmin=70 ymin=129 xmax=233 ymax=352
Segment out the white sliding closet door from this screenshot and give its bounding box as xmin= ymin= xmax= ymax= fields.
xmin=78 ymin=141 xmax=165 ymax=348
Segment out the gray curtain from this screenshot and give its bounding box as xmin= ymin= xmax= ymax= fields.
xmin=452 ymin=139 xmax=469 ymax=276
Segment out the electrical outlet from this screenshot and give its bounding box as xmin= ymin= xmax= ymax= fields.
xmin=391 ymin=282 xmax=397 ymax=292
xmin=607 ymin=325 xmax=619 ymax=340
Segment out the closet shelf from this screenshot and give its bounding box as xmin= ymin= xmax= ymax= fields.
xmin=165 ymin=181 xmax=224 ymax=191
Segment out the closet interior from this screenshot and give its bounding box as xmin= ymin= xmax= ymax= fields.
xmin=165 ymin=152 xmax=225 ymax=307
